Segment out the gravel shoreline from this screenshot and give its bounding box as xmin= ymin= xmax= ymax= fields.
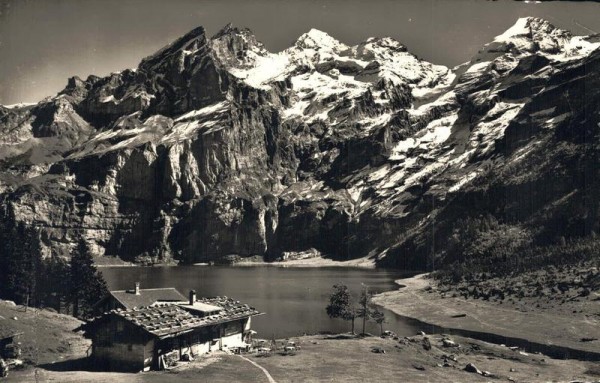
xmin=373 ymin=273 xmax=600 ymax=360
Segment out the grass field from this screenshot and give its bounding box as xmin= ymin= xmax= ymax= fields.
xmin=2 ymin=298 xmax=598 ymax=382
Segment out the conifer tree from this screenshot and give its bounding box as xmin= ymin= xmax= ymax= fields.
xmin=0 ymin=224 xmax=41 ymax=306
xmin=70 ymin=240 xmax=108 ymax=318
xmin=36 ymin=256 xmax=71 ymax=312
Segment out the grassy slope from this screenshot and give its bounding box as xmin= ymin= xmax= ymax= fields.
xmin=8 ymin=334 xmax=600 ymax=382
xmin=2 ymin=297 xmax=598 ymax=382
xmin=0 ymin=300 xmax=90 ymax=366
xmin=0 ymin=301 xmax=90 ymax=366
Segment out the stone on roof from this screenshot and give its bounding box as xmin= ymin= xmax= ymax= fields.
xmin=91 ymin=297 xmax=262 ymax=339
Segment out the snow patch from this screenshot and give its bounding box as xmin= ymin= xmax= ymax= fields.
xmin=551 ymin=35 xmax=600 ymax=62
xmin=174 ymin=101 xmax=229 ymax=122
xmin=367 ymin=164 xmax=391 ymax=182
xmin=228 ymin=52 xmax=290 ymax=89
xmin=466 ymin=61 xmax=491 ymax=74
xmin=390 ymin=113 xmax=457 ymax=160
xmin=449 ymin=171 xmax=479 ymax=193
xmin=2 ymin=102 xmax=36 ymax=109
xmin=495 ymin=18 xmax=531 ymax=42
xmin=282 ymin=71 xmax=369 ymax=121
xmin=100 ymin=95 xmax=117 ymax=103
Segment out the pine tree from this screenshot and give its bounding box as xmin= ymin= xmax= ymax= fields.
xmin=36 ymin=256 xmax=71 ymax=312
xmin=25 ymin=230 xmax=43 ymax=307
xmin=0 ymin=224 xmax=41 ymax=306
xmin=1 ymin=224 xmax=23 ymax=303
xmin=70 ymin=240 xmax=108 ymax=318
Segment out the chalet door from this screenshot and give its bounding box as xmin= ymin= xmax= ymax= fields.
xmin=154 ymin=344 xmax=160 ymax=370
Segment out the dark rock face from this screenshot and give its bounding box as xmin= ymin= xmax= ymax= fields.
xmin=1 ymin=18 xmax=599 ymax=268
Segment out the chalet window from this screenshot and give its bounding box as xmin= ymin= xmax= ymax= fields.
xmin=128 ymin=344 xmax=133 ymax=351
xmin=117 ymin=321 xmax=124 ymax=332
xmin=223 ymin=321 xmax=240 ymax=336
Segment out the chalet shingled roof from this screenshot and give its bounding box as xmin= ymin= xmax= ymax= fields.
xmin=108 ymin=288 xmax=187 ymax=309
xmin=97 ymin=296 xmax=262 ymax=339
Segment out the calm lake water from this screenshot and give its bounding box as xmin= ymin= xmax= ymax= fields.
xmin=100 ymin=266 xmax=422 ymax=339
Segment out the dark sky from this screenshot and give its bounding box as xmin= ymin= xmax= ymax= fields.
xmin=1 ymin=0 xmax=599 ymax=105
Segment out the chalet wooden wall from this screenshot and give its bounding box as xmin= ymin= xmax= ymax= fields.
xmin=89 ymin=313 xmax=254 ymax=370
xmin=91 ymin=316 xmax=153 ymax=371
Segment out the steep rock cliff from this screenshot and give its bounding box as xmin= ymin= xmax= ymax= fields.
xmin=0 ymin=18 xmax=599 ymax=268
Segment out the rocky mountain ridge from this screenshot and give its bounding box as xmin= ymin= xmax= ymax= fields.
xmin=1 ymin=17 xmax=599 ymax=268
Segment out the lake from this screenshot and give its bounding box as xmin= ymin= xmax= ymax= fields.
xmin=100 ymin=265 xmax=424 ymax=339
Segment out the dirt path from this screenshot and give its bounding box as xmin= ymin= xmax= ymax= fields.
xmin=237 ymin=354 xmax=277 ymax=383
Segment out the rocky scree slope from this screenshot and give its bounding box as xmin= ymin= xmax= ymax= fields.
xmin=0 ymin=18 xmax=599 ymax=268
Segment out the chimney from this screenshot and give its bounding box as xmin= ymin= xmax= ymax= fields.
xmin=135 ymin=282 xmax=140 ymax=295
xmin=189 ymin=290 xmax=196 ymax=305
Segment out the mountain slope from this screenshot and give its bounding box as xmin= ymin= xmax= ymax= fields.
xmin=0 ymin=18 xmax=599 ymax=268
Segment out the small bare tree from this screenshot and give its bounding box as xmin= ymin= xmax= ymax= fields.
xmin=357 ymin=286 xmax=373 ymax=335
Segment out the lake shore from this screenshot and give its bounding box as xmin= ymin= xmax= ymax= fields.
xmin=373 ymin=273 xmax=600 ymax=359
xmin=229 ymin=255 xmax=376 ymax=268
xmin=95 ymin=256 xmax=376 ymax=268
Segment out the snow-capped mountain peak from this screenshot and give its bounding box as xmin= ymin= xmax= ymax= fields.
xmin=356 ymin=36 xmax=407 ymax=59
xmin=494 ymin=17 xmax=566 ymax=41
xmin=492 ymin=16 xmax=572 ymax=55
xmin=489 ymin=16 xmax=598 ymax=60
xmin=2 ymin=19 xmax=600 ymax=269
xmin=295 ymin=28 xmax=348 ymax=52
